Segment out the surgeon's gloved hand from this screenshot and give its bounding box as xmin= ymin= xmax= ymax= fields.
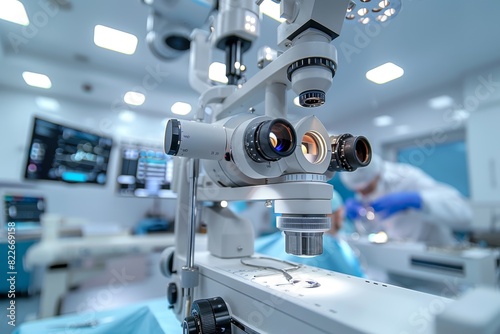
xmin=345 ymin=198 xmax=364 ymax=221
xmin=370 ymin=191 xmax=422 ymax=219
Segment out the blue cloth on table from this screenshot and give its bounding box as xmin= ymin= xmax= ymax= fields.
xmin=13 ymin=298 xmax=182 ymax=334
xmin=255 ymin=232 xmax=365 ymax=278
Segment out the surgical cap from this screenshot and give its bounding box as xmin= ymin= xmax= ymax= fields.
xmin=339 ymin=154 xmax=383 ymax=191
xmin=331 ymin=190 xmax=343 ymax=212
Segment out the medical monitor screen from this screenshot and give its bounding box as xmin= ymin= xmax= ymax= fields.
xmin=24 ymin=117 xmax=113 ymax=185
xmin=116 ymin=144 xmax=176 ymax=198
xmin=3 ymin=195 xmax=45 ymax=230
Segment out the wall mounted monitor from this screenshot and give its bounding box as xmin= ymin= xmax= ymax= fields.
xmin=2 ymin=194 xmax=46 ymax=231
xmin=24 ymin=117 xmax=113 ymax=185
xmin=116 ymin=143 xmax=176 ymax=198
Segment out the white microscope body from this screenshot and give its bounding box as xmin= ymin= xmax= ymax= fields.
xmin=145 ymin=1 xmax=500 ymax=333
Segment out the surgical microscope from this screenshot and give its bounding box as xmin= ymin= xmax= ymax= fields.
xmin=144 ymin=1 xmax=500 ymax=333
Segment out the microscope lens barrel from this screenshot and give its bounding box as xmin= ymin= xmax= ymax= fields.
xmin=244 ymin=118 xmax=297 ymax=162
xmin=284 ymin=232 xmax=323 ymax=256
xmin=277 ymin=215 xmax=331 ymax=256
xmin=329 ymin=134 xmax=371 ymax=172
xmin=164 ymin=119 xmax=227 ymax=160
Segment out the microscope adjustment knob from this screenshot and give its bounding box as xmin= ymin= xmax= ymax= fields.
xmin=167 ymin=282 xmax=178 ymax=306
xmin=286 ymin=57 xmax=336 ymax=81
xmin=159 ymin=246 xmax=176 ymax=278
xmin=298 ymin=90 xmax=326 ymax=108
xmin=183 ymin=297 xmax=232 ymax=334
xmin=164 ymin=119 xmax=181 ymax=155
xmin=183 ymin=316 xmax=199 ymax=334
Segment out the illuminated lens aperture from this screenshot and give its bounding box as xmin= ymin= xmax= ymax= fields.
xmin=245 ymin=118 xmax=297 ymax=162
xmin=301 ymin=131 xmax=327 ymax=164
xmin=269 ymin=123 xmax=294 ymax=153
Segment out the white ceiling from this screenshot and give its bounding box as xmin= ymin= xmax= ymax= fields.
xmin=1 ymin=0 xmax=500 ymax=130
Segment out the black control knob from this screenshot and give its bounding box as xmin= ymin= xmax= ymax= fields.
xmin=167 ymin=282 xmax=178 ymax=307
xmin=183 ymin=297 xmax=232 ymax=334
xmin=164 ymin=119 xmax=181 ymax=155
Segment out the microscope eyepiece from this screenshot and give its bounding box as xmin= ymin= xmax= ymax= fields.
xmin=329 ymin=134 xmax=371 ymax=172
xmin=245 ymin=118 xmax=297 ymax=162
xmin=183 ymin=297 xmax=231 ymax=334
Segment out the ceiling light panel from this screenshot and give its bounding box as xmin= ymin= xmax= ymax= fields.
xmin=366 ymin=62 xmax=404 ymax=84
xmin=171 ymin=102 xmax=192 ymax=115
xmin=35 ymin=96 xmax=60 ymax=111
xmin=119 ymin=110 xmax=136 ymax=122
xmin=395 ymin=124 xmax=410 ymax=134
xmin=124 ymin=91 xmax=145 ymax=106
xmin=293 ymin=96 xmax=302 ymax=107
xmin=94 ymin=25 xmax=138 ymax=55
xmin=0 ymin=1 xmax=29 ymax=26
xmin=428 ymin=95 xmax=454 ymax=109
xmin=260 ymin=0 xmax=286 ymax=22
xmin=22 ymin=71 xmax=52 ymax=89
xmin=209 ymin=62 xmax=228 ymax=84
xmin=373 ymin=115 xmax=393 ymax=127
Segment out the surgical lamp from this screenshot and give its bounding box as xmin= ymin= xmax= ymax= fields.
xmin=345 ymin=0 xmax=402 ymax=25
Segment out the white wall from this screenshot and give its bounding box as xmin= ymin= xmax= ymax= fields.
xmin=0 ymin=87 xmax=177 ymax=228
xmin=464 ymin=65 xmax=500 ymax=202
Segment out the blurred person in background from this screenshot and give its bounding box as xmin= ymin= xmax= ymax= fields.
xmin=254 ymin=190 xmax=365 ymax=277
xmin=340 ymin=154 xmax=472 ymax=246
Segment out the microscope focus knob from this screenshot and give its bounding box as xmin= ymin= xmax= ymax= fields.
xmin=167 ymin=282 xmax=178 ymax=306
xmin=159 ymin=246 xmax=176 ymax=278
xmin=183 ymin=297 xmax=232 ymax=334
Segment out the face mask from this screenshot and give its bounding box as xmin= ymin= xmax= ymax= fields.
xmin=361 ymin=178 xmax=388 ymax=203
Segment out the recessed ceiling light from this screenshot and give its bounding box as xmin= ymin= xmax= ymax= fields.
xmin=35 ymin=96 xmax=60 ymax=111
xmin=22 ymin=71 xmax=52 ymax=89
xmin=209 ymin=62 xmax=228 ymax=84
xmin=293 ymin=96 xmax=301 ymax=107
xmin=0 ymin=1 xmax=29 ymax=26
xmin=428 ymin=95 xmax=454 ymax=109
xmin=373 ymin=115 xmax=393 ymax=127
xmin=366 ymin=62 xmax=404 ymax=84
xmin=93 ymin=25 xmax=138 ymax=55
xmin=260 ymin=0 xmax=286 ymax=22
xmin=124 ymin=91 xmax=145 ymax=106
xmin=395 ymin=124 xmax=411 ymax=134
xmin=118 ymin=110 xmax=136 ymax=122
xmin=451 ymin=109 xmax=470 ymax=122
xmin=171 ymin=102 xmax=192 ymax=115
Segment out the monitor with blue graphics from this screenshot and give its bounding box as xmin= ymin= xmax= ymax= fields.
xmin=116 ymin=142 xmax=176 ymax=198
xmin=24 ymin=117 xmax=113 ymax=185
